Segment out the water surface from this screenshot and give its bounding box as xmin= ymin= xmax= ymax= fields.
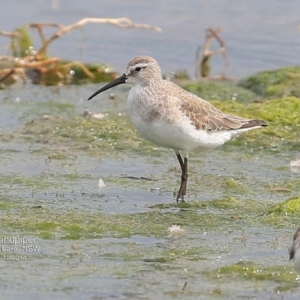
xmin=1 ymin=0 xmax=300 ymax=78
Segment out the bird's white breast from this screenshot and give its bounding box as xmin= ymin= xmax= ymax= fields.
xmin=126 ymin=85 xmax=241 ymax=152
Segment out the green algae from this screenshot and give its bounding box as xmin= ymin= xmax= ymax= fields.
xmin=0 ymin=175 xmax=63 ymax=190
xmin=46 ymin=151 xmax=72 ymax=160
xmin=18 ymin=113 xmax=155 ymax=157
xmin=210 ymin=97 xmax=300 ymax=148
xmin=255 ymin=196 xmax=300 ymax=229
xmin=10 ymin=27 xmax=32 ymax=58
xmin=183 ymin=80 xmax=258 ymax=103
xmin=15 ymin=102 xmax=77 ymax=124
xmin=207 ymin=261 xmax=297 ymax=289
xmin=0 ymin=198 xmax=22 ymax=210
xmin=3 ymin=192 xmax=299 ymax=296
xmin=0 ymin=196 xmax=264 ymax=241
xmin=1 ymin=189 xmax=299 ymax=298
xmin=153 ymin=197 xmax=261 ymax=212
xmin=267 ymin=197 xmax=300 ymax=214
xmin=269 ymin=180 xmax=300 ymax=194
xmin=1 ymin=206 xmax=176 ymax=239
xmin=211 ymin=97 xmax=300 ymax=126
xmin=153 ymin=196 xmax=300 ymax=230
xmin=2 ymin=83 xmax=300 ymax=299
xmin=33 ymin=102 xmax=76 ymax=114
xmin=14 ymin=97 xmax=300 ymax=158
xmin=238 ymin=67 xmax=300 ymax=98
xmin=172 ymin=69 xmax=190 ymax=80
xmin=1 ymin=33 xmax=116 ymax=86
xmin=1 ymin=22 xmax=117 ymax=87
xmin=36 ymin=61 xmax=117 ymax=86
xmin=1 ymin=192 xmax=299 ymax=256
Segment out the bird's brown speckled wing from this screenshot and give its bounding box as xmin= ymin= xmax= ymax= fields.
xmin=165 ymin=81 xmax=267 ymax=131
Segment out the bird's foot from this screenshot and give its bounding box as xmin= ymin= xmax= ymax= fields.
xmin=176 ymin=193 xmax=186 ymax=203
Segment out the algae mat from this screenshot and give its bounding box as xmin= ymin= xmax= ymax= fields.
xmin=0 ymin=84 xmax=300 ymax=299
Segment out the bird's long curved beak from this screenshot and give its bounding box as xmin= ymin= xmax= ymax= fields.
xmin=87 ymin=73 xmax=127 ymax=100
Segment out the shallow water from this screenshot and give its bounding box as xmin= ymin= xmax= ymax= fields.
xmin=0 ymin=83 xmax=300 ymax=299
xmin=1 ymin=0 xmax=300 ymax=78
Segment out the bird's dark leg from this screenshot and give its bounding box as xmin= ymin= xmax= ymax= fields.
xmin=175 ymin=152 xmax=188 ymax=203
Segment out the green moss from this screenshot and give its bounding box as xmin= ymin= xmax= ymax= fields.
xmin=267 ymin=197 xmax=300 ymax=214
xmin=183 ymin=81 xmax=257 ymax=103
xmin=0 ymin=59 xmax=116 ymax=87
xmin=18 ymin=102 xmax=76 ymax=121
xmin=38 ymin=61 xmax=117 ymax=86
xmin=65 ymin=62 xmax=117 ymax=84
xmin=150 ymin=196 xmax=300 ymax=230
xmin=1 ymin=200 xmax=244 ymax=240
xmin=210 ymin=97 xmax=300 ymax=148
xmin=211 ymin=261 xmax=296 ymax=284
xmin=173 ymin=69 xmax=190 ymax=80
xmin=222 ymin=178 xmax=249 ymax=193
xmin=208 ymin=196 xmax=239 ymax=209
xmin=15 ymin=97 xmax=299 ymax=156
xmin=153 ymin=197 xmax=261 ymax=212
xmin=211 ymin=97 xmax=299 ymax=125
xmin=35 ymin=102 xmax=76 ymax=113
xmin=0 ymin=201 xmax=15 ymax=210
xmin=46 ymin=151 xmax=70 ymax=160
xmin=206 ymin=262 xmax=300 ymax=296
xmin=268 ymin=180 xmax=300 ymax=193
xmin=17 ymin=113 xmax=155 ymax=157
xmin=238 ymin=67 xmax=300 ymax=98
xmin=60 ymin=173 xmax=88 ymax=180
xmin=11 ymin=27 xmax=32 ymax=57
xmin=0 ymin=175 xmax=62 ymax=190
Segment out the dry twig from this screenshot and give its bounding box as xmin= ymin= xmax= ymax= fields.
xmin=0 ymin=30 xmax=19 ymax=37
xmin=38 ymin=17 xmax=162 ymax=55
xmin=195 ymin=27 xmax=229 ymax=79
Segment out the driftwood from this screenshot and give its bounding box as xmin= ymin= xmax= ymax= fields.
xmin=0 ymin=18 xmax=162 ymax=86
xmin=0 ymin=30 xmax=19 ymax=37
xmin=24 ymin=18 xmax=162 ymax=56
xmin=195 ymin=27 xmax=231 ymax=80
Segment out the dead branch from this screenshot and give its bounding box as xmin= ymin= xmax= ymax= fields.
xmin=0 ymin=56 xmax=16 ymax=61
xmin=0 ymin=68 xmax=15 ymax=82
xmin=38 ymin=17 xmax=162 ymax=55
xmin=0 ymin=17 xmax=162 ymax=86
xmin=63 ymin=61 xmax=95 ymax=79
xmin=0 ymin=30 xmax=19 ymax=37
xmin=19 ymin=57 xmax=60 ymax=68
xmin=0 ymin=67 xmax=27 ymax=85
xmin=0 ymin=56 xmax=94 ymax=85
xmin=25 ymin=23 xmax=64 ymax=44
xmin=25 ymin=23 xmax=64 ymax=30
xmin=195 ymin=27 xmax=229 ymax=79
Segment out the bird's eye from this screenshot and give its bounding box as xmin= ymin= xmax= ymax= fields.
xmin=135 ymin=67 xmax=142 ymax=72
